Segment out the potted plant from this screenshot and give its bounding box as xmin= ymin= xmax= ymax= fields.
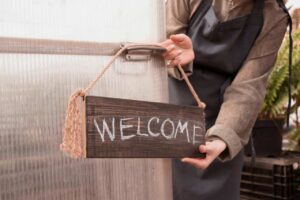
xmin=245 ymin=30 xmax=300 ymax=156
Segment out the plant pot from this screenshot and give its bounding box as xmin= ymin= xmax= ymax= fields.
xmin=244 ymin=118 xmax=285 ymax=157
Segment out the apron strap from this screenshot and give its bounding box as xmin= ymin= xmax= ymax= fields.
xmin=188 ymin=0 xmax=212 ymax=25
xmin=252 ymin=0 xmax=265 ymax=15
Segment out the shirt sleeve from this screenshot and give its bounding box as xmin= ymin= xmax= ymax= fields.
xmin=166 ymin=0 xmax=191 ymax=37
xmin=166 ymin=0 xmax=199 ymax=80
xmin=206 ymin=5 xmax=288 ymax=162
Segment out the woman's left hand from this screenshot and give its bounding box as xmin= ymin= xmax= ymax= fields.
xmin=181 ymin=139 xmax=227 ymax=169
xmin=160 ymin=34 xmax=195 ymax=67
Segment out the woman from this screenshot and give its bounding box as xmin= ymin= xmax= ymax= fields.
xmin=161 ymin=0 xmax=290 ymax=199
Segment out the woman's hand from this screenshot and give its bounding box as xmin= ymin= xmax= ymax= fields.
xmin=160 ymin=34 xmax=195 ymax=67
xmin=181 ymin=139 xmax=227 ymax=169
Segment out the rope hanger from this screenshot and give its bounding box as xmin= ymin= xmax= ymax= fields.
xmin=60 ymin=43 xmax=206 ymax=158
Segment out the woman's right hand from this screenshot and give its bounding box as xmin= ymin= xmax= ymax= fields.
xmin=160 ymin=34 xmax=195 ymax=67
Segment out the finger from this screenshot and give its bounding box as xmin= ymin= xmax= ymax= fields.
xmin=165 ymin=49 xmax=182 ymax=60
xmin=166 ymin=59 xmax=179 ymax=68
xmin=170 ymin=59 xmax=180 ymax=67
xmin=170 ymin=34 xmax=186 ymax=44
xmin=199 ymin=145 xmax=207 ymax=153
xmin=204 ymin=141 xmax=216 ymax=153
xmin=160 ymin=39 xmax=173 ymax=48
xmin=162 ymin=44 xmax=176 ymax=57
xmin=181 ymin=158 xmax=210 ymax=169
xmin=166 ymin=60 xmax=173 ymax=67
xmin=170 ymin=34 xmax=192 ymax=49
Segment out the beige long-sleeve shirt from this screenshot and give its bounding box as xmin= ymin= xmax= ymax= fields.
xmin=166 ymin=0 xmax=288 ymax=161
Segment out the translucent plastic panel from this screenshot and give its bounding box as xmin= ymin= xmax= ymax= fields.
xmin=0 ymin=0 xmax=165 ymax=43
xmin=0 ymin=0 xmax=172 ymax=200
xmin=0 ymin=54 xmax=171 ymax=200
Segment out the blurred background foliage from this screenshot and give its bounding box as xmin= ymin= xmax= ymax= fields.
xmin=260 ymin=30 xmax=300 ymax=119
xmin=259 ymin=29 xmax=300 ymax=151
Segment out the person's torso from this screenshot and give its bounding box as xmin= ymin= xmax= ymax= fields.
xmin=169 ymin=0 xmax=265 ymax=127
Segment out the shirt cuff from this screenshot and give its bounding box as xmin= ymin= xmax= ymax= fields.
xmin=205 ymin=124 xmax=243 ymax=162
xmin=167 ymin=62 xmax=193 ymax=80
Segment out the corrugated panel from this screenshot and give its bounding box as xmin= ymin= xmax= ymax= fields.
xmin=0 ymin=0 xmax=165 ymax=43
xmin=0 ymin=1 xmax=172 ymax=200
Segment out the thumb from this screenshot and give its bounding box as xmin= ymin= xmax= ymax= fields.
xmin=199 ymin=145 xmax=207 ymax=153
xmin=170 ymin=34 xmax=186 ymax=43
xmin=170 ymin=34 xmax=191 ymax=48
xmin=204 ymin=141 xmax=215 ymax=153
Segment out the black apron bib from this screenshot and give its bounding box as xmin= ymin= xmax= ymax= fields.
xmin=169 ymin=0 xmax=264 ymax=127
xmin=169 ymin=0 xmax=264 ymax=199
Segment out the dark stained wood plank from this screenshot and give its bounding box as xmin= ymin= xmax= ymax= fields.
xmin=85 ymin=96 xmax=206 ymax=158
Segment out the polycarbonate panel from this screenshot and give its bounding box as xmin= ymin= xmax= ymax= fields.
xmin=0 ymin=0 xmax=165 ymax=43
xmin=0 ymin=0 xmax=172 ymax=200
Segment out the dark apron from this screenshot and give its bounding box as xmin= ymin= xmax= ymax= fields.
xmin=169 ymin=0 xmax=264 ymax=199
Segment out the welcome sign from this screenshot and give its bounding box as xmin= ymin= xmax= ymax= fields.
xmin=83 ymin=96 xmax=206 ymax=158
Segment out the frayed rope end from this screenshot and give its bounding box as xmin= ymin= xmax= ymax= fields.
xmin=60 ymin=89 xmax=86 ymax=159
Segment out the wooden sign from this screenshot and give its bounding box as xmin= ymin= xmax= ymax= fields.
xmin=83 ymin=96 xmax=206 ymax=158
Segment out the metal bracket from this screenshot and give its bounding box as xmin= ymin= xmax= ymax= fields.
xmin=123 ymin=44 xmax=166 ymax=61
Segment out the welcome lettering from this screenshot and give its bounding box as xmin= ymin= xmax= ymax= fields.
xmin=93 ymin=116 xmax=204 ymax=145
